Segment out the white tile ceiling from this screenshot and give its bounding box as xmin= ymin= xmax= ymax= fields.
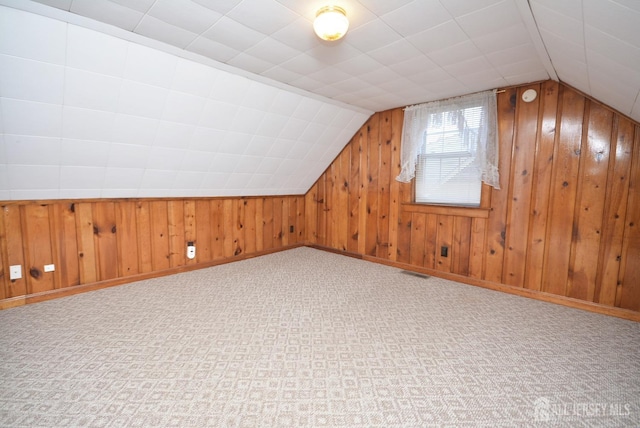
xmin=0 ymin=3 xmax=369 ymax=200
xmin=1 ymin=0 xmax=639 ymax=200
xmin=19 ymin=0 xmax=638 ymax=118
xmin=23 ymin=0 xmax=556 ymax=112
xmin=530 ymin=0 xmax=640 ymax=121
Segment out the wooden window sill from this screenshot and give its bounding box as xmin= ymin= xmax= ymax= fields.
xmin=401 ymin=203 xmax=490 ymax=218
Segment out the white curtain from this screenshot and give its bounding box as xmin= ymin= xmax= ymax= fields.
xmin=396 ymin=90 xmax=500 ymax=189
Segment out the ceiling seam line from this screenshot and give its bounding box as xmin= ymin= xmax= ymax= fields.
xmin=580 ymin=0 xmax=591 ymax=95
xmin=516 ymin=0 xmax=558 ymax=81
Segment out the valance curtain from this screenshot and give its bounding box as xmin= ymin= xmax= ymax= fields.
xmin=396 ymin=90 xmax=500 ymax=189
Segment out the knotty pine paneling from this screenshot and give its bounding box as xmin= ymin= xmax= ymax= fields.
xmin=306 ymin=81 xmax=640 ymax=314
xmin=0 ymin=196 xmax=304 ymax=306
xmin=168 ymin=200 xmax=186 ymax=268
xmin=523 ymin=83 xmax=558 ymax=291
xmin=1 ymin=206 xmax=27 ymax=298
xmin=93 ymin=202 xmax=118 ymax=282
xmin=76 ymin=202 xmax=98 ymax=284
xmin=244 ymin=199 xmax=257 ymax=255
xmin=568 ymin=103 xmax=612 ymax=301
xmin=23 ymin=204 xmax=55 ymax=294
xmin=502 ymin=85 xmax=540 ymax=287
xmin=597 ymin=116 xmax=635 ymax=306
xmin=541 ymin=87 xmax=585 ymax=296
xmin=211 ymin=200 xmax=225 ymax=259
xmin=52 ymin=203 xmax=80 ymax=287
xmin=149 ymin=200 xmax=170 ymax=272
xmin=484 ymin=87 xmax=516 ymax=284
xmin=3 ymin=80 xmax=639 ymax=316
xmin=618 ymin=130 xmax=640 ymax=311
xmin=272 ymin=198 xmax=284 ymax=250
xmin=116 ymin=201 xmax=139 ymax=276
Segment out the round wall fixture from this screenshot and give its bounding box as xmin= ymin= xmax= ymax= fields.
xmin=522 ymin=89 xmax=537 ymax=103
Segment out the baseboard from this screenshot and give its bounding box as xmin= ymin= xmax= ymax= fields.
xmin=0 ymin=296 xmax=27 ymax=310
xmin=5 ymin=242 xmax=638 ymax=322
xmin=1 ymin=243 xmax=305 ymax=310
xmin=308 ymin=244 xmax=640 ymax=323
xmin=306 ymin=244 xmax=363 ymax=259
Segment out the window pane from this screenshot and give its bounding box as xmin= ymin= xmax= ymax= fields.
xmin=415 ymin=103 xmax=484 ymax=206
xmin=415 ymin=154 xmax=481 ymax=205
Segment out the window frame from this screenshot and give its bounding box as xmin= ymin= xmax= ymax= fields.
xmin=405 ymin=179 xmax=491 ymax=217
xmin=412 ymin=102 xmax=487 ymax=208
xmin=396 ymin=90 xmax=500 ymax=213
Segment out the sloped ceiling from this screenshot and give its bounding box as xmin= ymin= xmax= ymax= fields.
xmin=530 ymin=0 xmax=640 ymax=122
xmin=0 ymin=0 xmax=639 ymax=200
xmin=26 ymin=0 xmax=555 ymax=111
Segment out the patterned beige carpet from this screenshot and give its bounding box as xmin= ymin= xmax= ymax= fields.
xmin=0 ymin=247 xmax=638 ymax=427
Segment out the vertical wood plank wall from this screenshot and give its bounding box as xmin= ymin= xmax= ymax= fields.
xmin=305 ymin=81 xmax=640 ymax=314
xmin=1 ymin=80 xmax=639 ymax=318
xmin=0 ymin=196 xmax=304 ymax=306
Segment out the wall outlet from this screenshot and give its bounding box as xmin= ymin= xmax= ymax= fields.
xmin=440 ymin=246 xmax=448 ymax=257
xmin=187 ymin=242 xmax=196 ymax=259
xmin=9 ymin=265 xmax=22 ymax=280
xmin=44 ymin=264 xmax=55 ymax=272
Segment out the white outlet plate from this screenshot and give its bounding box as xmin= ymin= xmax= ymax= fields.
xmin=187 ymin=245 xmax=196 ymax=260
xmin=9 ymin=265 xmax=22 ymax=280
xmin=44 ymin=264 xmax=55 ymax=272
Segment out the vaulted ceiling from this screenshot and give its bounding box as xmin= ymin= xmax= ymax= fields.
xmin=1 ymin=0 xmax=638 ymax=200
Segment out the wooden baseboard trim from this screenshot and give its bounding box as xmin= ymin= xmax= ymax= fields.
xmin=306 ymin=243 xmax=363 ymax=259
xmin=0 ymin=296 xmax=27 ymax=310
xmin=5 ymin=242 xmax=638 ymax=322
xmin=1 ymin=244 xmax=304 ymax=309
xmin=309 ymin=244 xmax=640 ymax=323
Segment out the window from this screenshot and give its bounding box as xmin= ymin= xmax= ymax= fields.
xmin=396 ymin=90 xmax=500 ymax=206
xmin=416 ymin=105 xmax=483 ymax=205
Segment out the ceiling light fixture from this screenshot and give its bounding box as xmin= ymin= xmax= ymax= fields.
xmin=313 ymin=6 xmax=349 ymax=41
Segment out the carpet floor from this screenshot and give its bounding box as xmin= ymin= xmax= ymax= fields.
xmin=0 ymin=247 xmax=638 ymax=427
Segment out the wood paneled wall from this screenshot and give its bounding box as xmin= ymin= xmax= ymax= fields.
xmin=0 ymin=196 xmax=304 ymax=306
xmin=2 ymin=80 xmax=639 ymax=319
xmin=305 ymin=81 xmax=640 ymax=315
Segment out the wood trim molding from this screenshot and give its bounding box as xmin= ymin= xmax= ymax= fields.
xmin=0 ymin=296 xmax=27 ymax=310
xmin=0 ymin=194 xmax=307 ymax=207
xmin=401 ymin=203 xmax=490 ymax=218
xmin=310 ymin=244 xmax=640 ymax=323
xmin=306 ymin=243 xmax=363 ymax=259
xmin=3 ymin=241 xmax=639 ymax=323
xmin=0 ymin=244 xmax=304 ymax=310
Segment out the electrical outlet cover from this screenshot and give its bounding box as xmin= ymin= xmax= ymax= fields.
xmin=10 ymin=265 xmax=22 ymax=280
xmin=187 ymin=246 xmax=196 ymax=260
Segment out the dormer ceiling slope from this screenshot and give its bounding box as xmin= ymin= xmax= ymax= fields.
xmin=0 ymin=0 xmax=638 ymax=200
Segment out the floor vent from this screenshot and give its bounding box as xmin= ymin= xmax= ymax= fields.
xmin=400 ymin=270 xmax=430 ymax=279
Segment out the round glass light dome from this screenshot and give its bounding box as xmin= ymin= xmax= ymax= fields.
xmin=313 ymin=6 xmax=349 ymax=41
